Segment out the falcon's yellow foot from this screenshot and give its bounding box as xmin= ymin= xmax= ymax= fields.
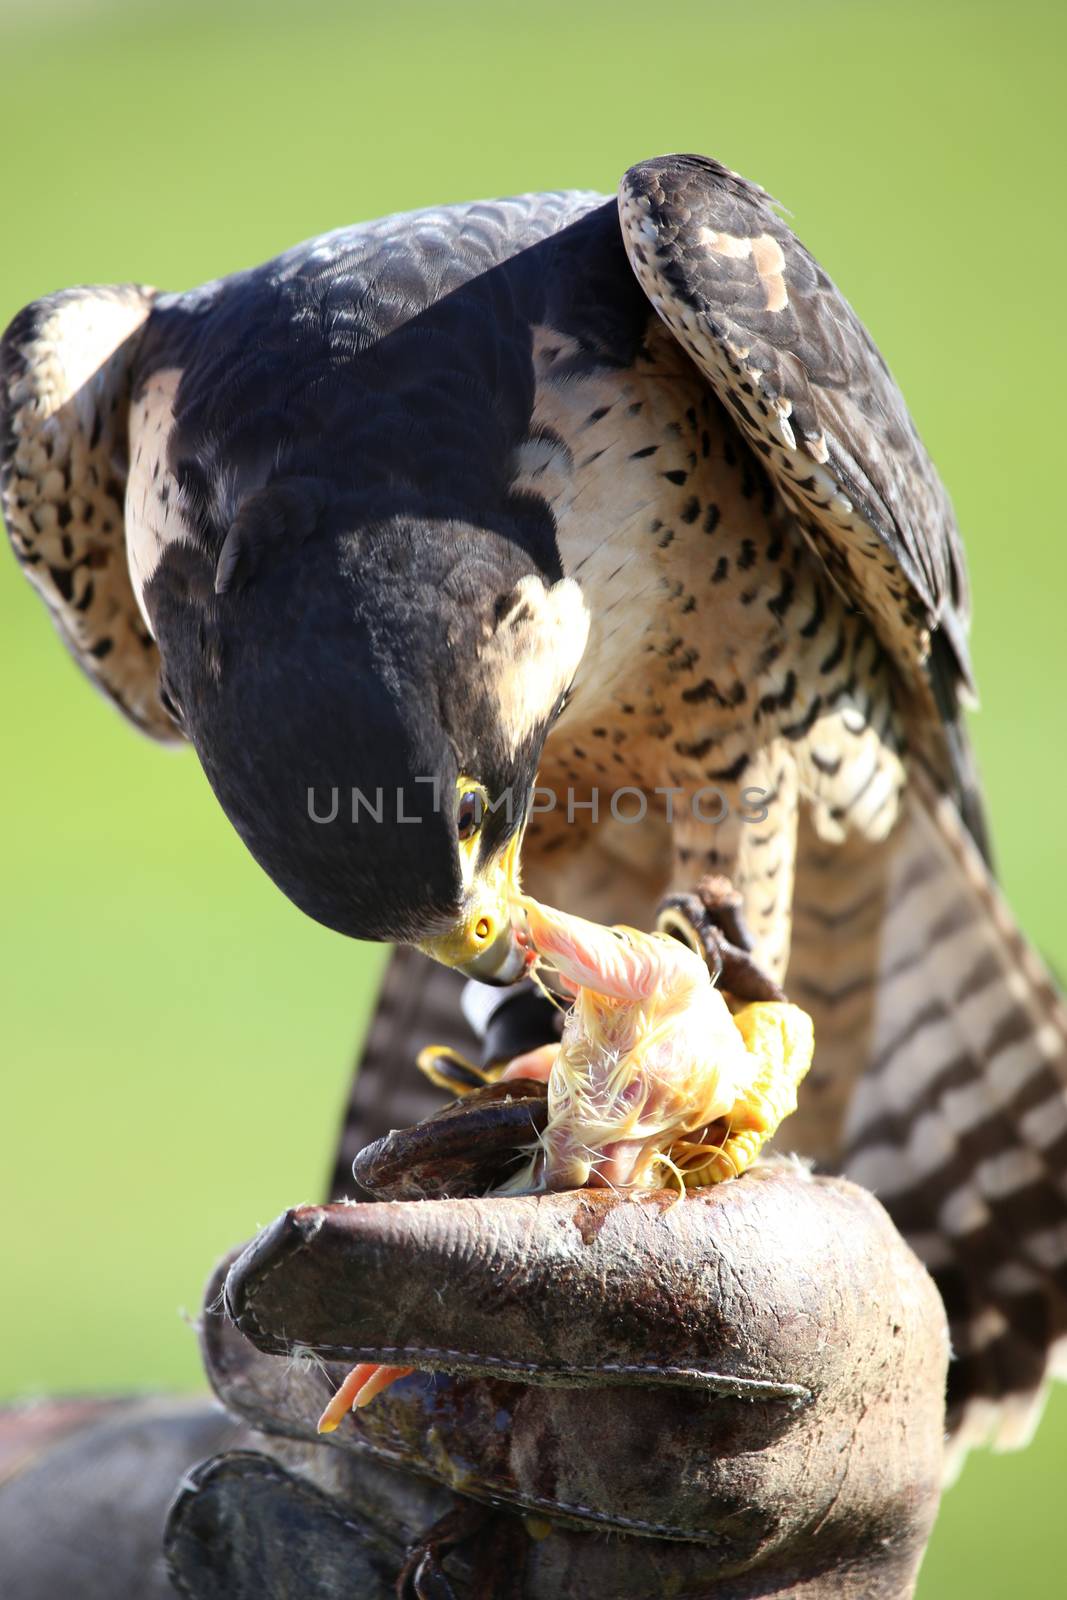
xmin=656 ymin=879 xmax=785 ymax=1004
xmin=672 ymin=1124 xmax=767 ymax=1188
xmin=415 ymin=1044 xmax=503 ymax=1096
xmin=678 ymin=1001 xmax=815 ymax=1188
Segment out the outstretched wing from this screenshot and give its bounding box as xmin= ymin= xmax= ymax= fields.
xmin=1 ymin=284 xmax=182 ymax=741
xmin=617 ymin=155 xmax=984 ymax=844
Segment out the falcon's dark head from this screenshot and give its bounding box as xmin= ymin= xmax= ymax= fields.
xmin=147 ymin=512 xmax=588 ymax=983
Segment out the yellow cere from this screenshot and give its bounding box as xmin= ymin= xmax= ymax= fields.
xmin=416 ymin=779 xmax=526 ymax=978
xmin=503 ymin=894 xmax=814 ymax=1194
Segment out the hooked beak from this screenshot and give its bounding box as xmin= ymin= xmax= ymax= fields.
xmin=417 ymin=832 xmax=530 ymax=986
xmin=454 ymin=919 xmax=529 ymax=984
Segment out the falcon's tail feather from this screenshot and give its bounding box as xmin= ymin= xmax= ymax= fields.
xmin=791 ymin=772 xmax=1067 ymax=1456
xmin=324 ymin=947 xmax=471 ymax=1201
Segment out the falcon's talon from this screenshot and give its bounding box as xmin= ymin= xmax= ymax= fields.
xmin=415 ymin=1044 xmax=502 ymax=1097
xmin=656 ymin=891 xmax=785 ymax=1003
xmin=396 ymin=1501 xmax=526 ymax=1600
xmin=397 ymin=1546 xmax=458 ymax=1600
xmin=695 ymin=874 xmax=756 ymax=954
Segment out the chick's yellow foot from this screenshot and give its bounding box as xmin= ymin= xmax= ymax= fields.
xmin=316 ymin=1362 xmax=414 ymax=1433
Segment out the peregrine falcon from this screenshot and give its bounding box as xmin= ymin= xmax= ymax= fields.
xmin=4 ymin=153 xmax=1066 ymax=1450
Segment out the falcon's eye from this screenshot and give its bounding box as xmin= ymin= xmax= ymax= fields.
xmin=456 ymin=789 xmax=484 ymax=843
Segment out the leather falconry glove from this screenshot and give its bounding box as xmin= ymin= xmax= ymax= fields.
xmin=162 ymin=1083 xmax=949 ymax=1600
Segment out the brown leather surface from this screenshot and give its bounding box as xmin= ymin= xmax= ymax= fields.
xmin=1 ymin=1173 xmax=947 ymax=1596
xmin=213 ymin=1165 xmax=947 ymax=1594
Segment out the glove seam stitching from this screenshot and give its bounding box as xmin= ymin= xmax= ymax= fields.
xmin=301 ymin=1337 xmax=810 ymax=1397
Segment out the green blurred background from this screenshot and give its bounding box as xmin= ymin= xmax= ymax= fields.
xmin=1 ymin=0 xmax=1063 ymax=1590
